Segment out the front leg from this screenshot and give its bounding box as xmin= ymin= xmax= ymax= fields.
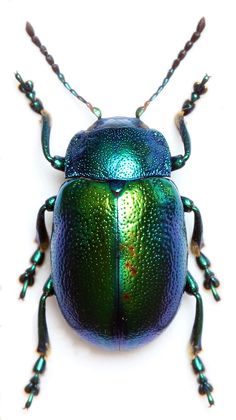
xmin=171 ymin=75 xmax=209 ymax=171
xmin=182 ymin=196 xmax=220 ymax=301
xmin=15 ymin=72 xmax=65 ymax=171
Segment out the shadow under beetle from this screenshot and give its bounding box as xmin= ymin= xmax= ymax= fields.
xmin=16 ymin=17 xmax=220 ymax=409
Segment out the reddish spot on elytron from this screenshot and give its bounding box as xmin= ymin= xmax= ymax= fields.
xmin=125 ymin=261 xmax=137 ymax=276
xmin=130 ymin=266 xmax=137 ymax=276
xmin=120 ymin=244 xmax=136 ymax=257
xmin=128 ymin=246 xmax=135 ymax=256
xmin=125 ymin=261 xmax=132 ymax=269
xmin=123 ymin=292 xmax=131 ymax=301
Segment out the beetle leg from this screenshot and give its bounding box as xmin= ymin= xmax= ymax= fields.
xmin=171 ymin=75 xmax=209 ymax=171
xmin=182 ymin=196 xmax=220 ymax=302
xmin=15 ymin=72 xmax=65 ymax=171
xmin=19 ymin=196 xmax=56 ymax=299
xmin=185 ymin=271 xmax=214 ymax=406
xmin=23 ymin=277 xmax=54 ymax=409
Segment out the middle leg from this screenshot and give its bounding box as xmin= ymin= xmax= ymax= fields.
xmin=19 ymin=196 xmax=56 ymax=299
xmin=182 ymin=196 xmax=220 ymax=301
xmin=185 ymin=271 xmax=214 ymax=406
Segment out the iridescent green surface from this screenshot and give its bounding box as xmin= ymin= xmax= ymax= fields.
xmin=52 ymin=180 xmax=118 ymax=348
xmin=118 ymin=179 xmax=187 ymax=347
xmin=52 ymin=177 xmax=187 ymax=349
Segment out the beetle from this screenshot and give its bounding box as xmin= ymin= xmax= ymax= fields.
xmin=16 ymin=17 xmax=220 ymax=409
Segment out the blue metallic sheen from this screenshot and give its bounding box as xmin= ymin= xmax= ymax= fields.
xmin=65 ymin=117 xmax=171 ymax=180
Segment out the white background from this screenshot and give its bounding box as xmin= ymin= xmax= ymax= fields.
xmin=0 ymin=0 xmax=235 ymax=419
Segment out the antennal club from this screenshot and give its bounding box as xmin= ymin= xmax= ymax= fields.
xmin=135 ymin=17 xmax=206 ymax=118
xmin=25 ymin=22 xmax=102 ymax=119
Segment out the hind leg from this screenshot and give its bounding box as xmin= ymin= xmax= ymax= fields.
xmin=23 ymin=277 xmax=54 ymax=409
xmin=185 ymin=271 xmax=214 ymax=406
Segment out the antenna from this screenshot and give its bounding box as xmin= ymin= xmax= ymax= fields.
xmin=135 ymin=17 xmax=206 ymax=118
xmin=25 ymin=22 xmax=102 ymax=119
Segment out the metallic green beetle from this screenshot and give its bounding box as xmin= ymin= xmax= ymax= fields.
xmin=16 ymin=17 xmax=220 ymax=409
